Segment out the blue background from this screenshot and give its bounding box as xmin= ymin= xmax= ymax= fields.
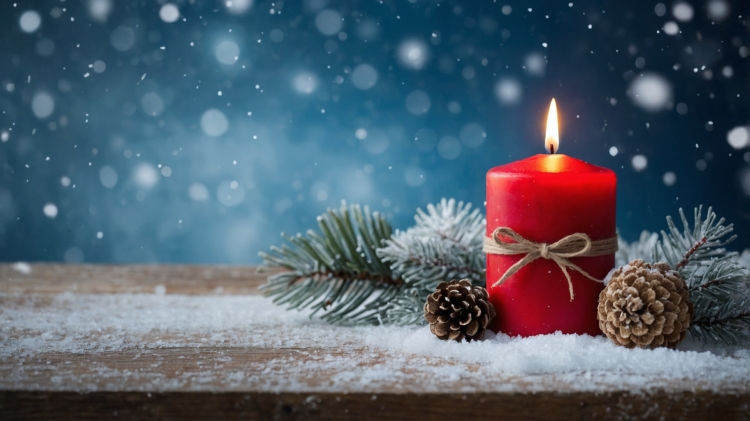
xmin=1 ymin=0 xmax=749 ymax=263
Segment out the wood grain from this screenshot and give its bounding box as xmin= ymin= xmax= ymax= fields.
xmin=0 ymin=263 xmax=273 ymax=295
xmin=3 ymin=390 xmax=749 ymax=421
xmin=1 ymin=263 xmax=749 ymax=420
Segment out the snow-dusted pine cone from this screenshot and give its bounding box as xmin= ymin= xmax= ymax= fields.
xmin=424 ymin=279 xmax=496 ymax=342
xmin=598 ymin=259 xmax=693 ymax=348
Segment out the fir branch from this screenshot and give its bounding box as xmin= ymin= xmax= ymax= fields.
xmin=654 ymin=206 xmax=750 ymax=345
xmin=259 ymin=202 xmax=403 ymax=325
xmin=691 ymin=311 xmax=750 ymax=330
xmin=395 ymin=253 xmax=479 ymax=278
xmin=688 ymin=301 xmax=750 ymax=346
xmin=676 ymin=236 xmax=708 ymax=270
xmin=380 ymin=289 xmax=427 ymax=326
xmin=376 ymin=199 xmax=486 ymax=325
xmin=260 ymin=199 xmax=488 ymax=326
xmin=282 ymin=269 xmax=403 ymax=287
xmin=378 ymin=198 xmax=486 ymax=289
xmin=616 ymin=231 xmax=660 ymax=267
xmin=656 ymin=206 xmax=737 ymax=271
xmin=688 ymin=278 xmax=723 ymax=291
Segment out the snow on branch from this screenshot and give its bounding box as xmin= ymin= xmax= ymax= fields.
xmin=377 ymin=198 xmax=486 ymax=289
xmin=624 ymin=206 xmax=750 ymax=345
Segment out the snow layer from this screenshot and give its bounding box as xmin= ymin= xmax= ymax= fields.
xmin=2 ymin=292 xmax=749 ymax=393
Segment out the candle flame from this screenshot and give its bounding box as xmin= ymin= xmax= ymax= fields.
xmin=545 ymin=98 xmax=559 ymax=154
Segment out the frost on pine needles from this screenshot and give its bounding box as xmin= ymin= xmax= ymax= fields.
xmin=260 ymin=199 xmax=486 ymax=326
xmin=259 ymin=202 xmax=403 ymax=326
xmin=620 ymin=206 xmax=750 ymax=345
xmin=616 ymin=231 xmax=660 ymax=267
xmin=376 ymin=199 xmax=485 ymax=325
xmin=655 ymin=207 xmax=750 ymax=345
xmin=378 ymin=198 xmax=485 ymax=289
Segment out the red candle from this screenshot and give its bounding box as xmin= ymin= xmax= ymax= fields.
xmin=486 ymin=100 xmax=616 ymax=337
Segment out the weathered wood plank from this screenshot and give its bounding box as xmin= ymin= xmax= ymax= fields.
xmin=0 ymin=263 xmax=272 ymax=295
xmin=0 ymin=346 xmax=544 ymax=394
xmin=1 ymin=264 xmax=749 ymax=420
xmin=2 ymin=390 xmax=749 ymax=421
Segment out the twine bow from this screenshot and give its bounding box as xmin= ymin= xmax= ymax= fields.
xmin=483 ymin=227 xmax=618 ymax=301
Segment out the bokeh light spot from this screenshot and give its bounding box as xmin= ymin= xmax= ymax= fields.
xmin=351 ymin=64 xmax=378 ymax=90
xmin=87 ymin=0 xmax=113 ymax=23
xmin=110 ymin=26 xmax=136 ymax=51
xmin=215 ymin=40 xmax=240 ymax=65
xmin=140 ymin=93 xmax=164 ymax=117
xmin=159 ymin=4 xmax=180 ymax=23
xmin=727 ymin=127 xmax=749 ymax=150
xmin=405 ymin=90 xmax=431 ymax=115
xmin=200 ymin=109 xmax=230 ymax=137
xmin=134 ymin=163 xmax=159 ymax=188
xmin=293 ymin=72 xmax=318 ymax=94
xmin=437 ymin=136 xmax=461 ymax=160
xmin=663 ymin=172 xmax=677 ymax=186
xmin=459 ymin=123 xmax=487 ymax=148
xmin=397 ymin=39 xmax=429 ymax=70
xmin=99 ymin=166 xmax=119 ymax=188
xmin=628 ymin=73 xmax=672 ymax=112
xmin=43 ymin=203 xmax=58 ymax=218
xmin=494 ymin=78 xmax=522 ymax=105
xmin=631 ymin=155 xmax=648 ymax=171
xmin=672 ymin=2 xmax=694 ymax=22
xmin=189 ymin=183 xmax=210 ymax=201
xmin=315 ymin=9 xmax=343 ymax=36
xmin=225 ymin=0 xmax=253 ymax=15
xmin=19 ymin=11 xmax=41 ymax=33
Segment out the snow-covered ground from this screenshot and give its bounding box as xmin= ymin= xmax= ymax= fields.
xmin=2 ymin=292 xmax=748 ymax=393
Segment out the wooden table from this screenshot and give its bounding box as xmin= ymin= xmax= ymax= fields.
xmin=1 ymin=264 xmax=748 ymax=420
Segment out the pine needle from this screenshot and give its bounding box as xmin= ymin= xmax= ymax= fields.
xmin=654 ymin=207 xmax=750 ymax=345
xmin=259 ymin=202 xmax=402 ymax=325
xmin=259 ymin=199 xmax=487 ymax=326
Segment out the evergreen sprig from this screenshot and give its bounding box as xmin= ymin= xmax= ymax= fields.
xmin=377 ymin=198 xmax=486 ymax=325
xmin=260 ymin=199 xmax=487 ymax=326
xmin=654 ymin=207 xmax=750 ymax=345
xmin=377 ymin=198 xmax=486 ymax=289
xmin=616 ymin=231 xmax=660 ymax=268
xmin=259 ymin=203 xmax=403 ymax=325
xmin=655 ymin=206 xmax=737 ymax=270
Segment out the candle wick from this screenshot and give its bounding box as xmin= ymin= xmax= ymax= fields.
xmin=548 ymin=144 xmax=555 ymax=154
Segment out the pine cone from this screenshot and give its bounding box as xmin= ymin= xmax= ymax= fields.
xmin=424 ymin=279 xmax=496 ymax=342
xmin=598 ymin=259 xmax=693 ymax=348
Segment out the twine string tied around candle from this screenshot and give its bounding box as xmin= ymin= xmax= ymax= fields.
xmin=483 ymin=227 xmax=618 ymax=301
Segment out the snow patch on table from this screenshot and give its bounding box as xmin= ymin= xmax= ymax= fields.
xmin=11 ymin=262 xmax=32 ymax=275
xmin=2 ymin=293 xmax=749 ymax=393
